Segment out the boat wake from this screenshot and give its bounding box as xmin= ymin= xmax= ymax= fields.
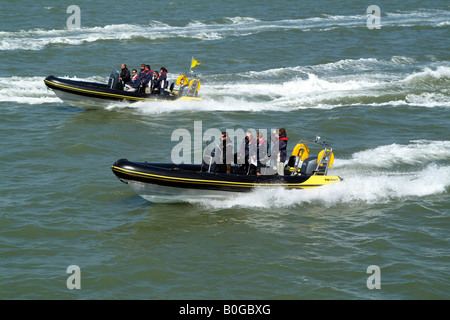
xmin=189 ymin=140 xmax=450 ymax=209
xmin=2 ymin=57 xmax=448 ymax=110
xmin=103 ymin=59 xmax=450 ymax=112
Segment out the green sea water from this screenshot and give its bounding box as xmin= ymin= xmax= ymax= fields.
xmin=0 ymin=0 xmax=449 ymax=300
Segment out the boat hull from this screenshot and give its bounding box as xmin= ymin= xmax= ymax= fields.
xmin=126 ymin=181 xmax=238 ymax=203
xmin=111 ymin=159 xmax=342 ymax=202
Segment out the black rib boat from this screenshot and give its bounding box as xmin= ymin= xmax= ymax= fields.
xmin=44 ymin=69 xmax=201 ymax=108
xmin=111 ymin=139 xmax=342 ymax=203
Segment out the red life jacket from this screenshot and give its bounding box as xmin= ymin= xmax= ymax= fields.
xmin=258 ymin=138 xmax=267 ymax=146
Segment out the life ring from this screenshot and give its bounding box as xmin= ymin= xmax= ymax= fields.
xmin=291 ymin=143 xmax=309 ymax=161
xmin=189 ymin=79 xmax=201 ymax=91
xmin=176 ymin=75 xmax=189 ymax=86
xmin=317 ymin=149 xmax=334 ymax=167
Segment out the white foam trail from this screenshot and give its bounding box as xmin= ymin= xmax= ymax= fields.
xmin=3 ymin=59 xmax=448 ymax=108
xmin=0 ymin=75 xmax=107 ymax=105
xmin=107 ymin=96 xmax=285 ymax=114
xmin=189 ymin=164 xmax=450 ymax=209
xmin=205 ymin=63 xmax=450 ymax=109
xmin=204 ymin=72 xmax=390 ymax=110
xmin=0 ymin=76 xmax=61 ymax=104
xmin=190 ymin=141 xmax=450 ymax=209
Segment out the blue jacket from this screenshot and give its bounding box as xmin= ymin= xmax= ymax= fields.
xmin=157 ymin=71 xmax=168 ymax=89
xmin=129 ymin=75 xmax=141 ymax=89
xmin=272 ymin=135 xmax=288 ymax=162
xmin=238 ymin=136 xmax=256 ymax=164
xmin=140 ymin=70 xmax=153 ymax=86
xmin=256 ymin=138 xmax=269 ymax=164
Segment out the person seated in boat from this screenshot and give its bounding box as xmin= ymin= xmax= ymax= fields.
xmin=150 ymin=70 xmax=159 ymax=93
xmin=119 ymin=63 xmax=131 ymax=87
xmin=157 ymin=67 xmax=168 ymax=95
xmin=215 ymin=132 xmax=233 ymax=174
xmin=236 ymin=130 xmax=256 ymax=174
xmin=124 ymin=69 xmax=140 ymax=92
xmin=138 ymin=64 xmax=146 ymax=78
xmin=140 ymin=65 xmax=153 ymax=93
xmin=271 ymin=128 xmax=288 ymax=175
xmin=253 ymin=131 xmax=269 ymax=176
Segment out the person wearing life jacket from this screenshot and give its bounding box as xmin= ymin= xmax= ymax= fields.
xmin=124 ymin=69 xmax=140 ymax=92
xmin=158 ymin=67 xmax=168 ymax=95
xmin=215 ymin=132 xmax=234 ymax=174
xmin=150 ymin=70 xmax=159 ymax=93
xmin=140 ymin=65 xmax=153 ymax=92
xmin=142 ymin=65 xmax=153 ymax=86
xmin=236 ymin=130 xmax=256 ymax=174
xmin=138 ymin=64 xmax=146 ymax=78
xmin=247 ymin=131 xmax=269 ymax=175
xmin=254 ymin=131 xmax=269 ymax=175
xmin=271 ymin=128 xmax=288 ymax=175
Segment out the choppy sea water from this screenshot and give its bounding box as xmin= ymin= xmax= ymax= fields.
xmin=0 ymin=0 xmax=449 ymax=300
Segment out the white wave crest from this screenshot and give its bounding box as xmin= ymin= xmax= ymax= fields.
xmin=2 ymin=8 xmax=448 ymax=51
xmin=403 ymin=66 xmax=450 ymax=83
xmin=337 ymin=140 xmax=450 ymax=168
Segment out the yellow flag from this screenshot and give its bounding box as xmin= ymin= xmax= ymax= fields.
xmin=191 ymin=58 xmax=200 ymax=69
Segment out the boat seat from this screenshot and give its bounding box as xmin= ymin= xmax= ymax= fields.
xmin=287 ymin=155 xmax=296 ymax=167
xmin=200 ymin=158 xmax=214 ymax=172
xmin=286 ymin=155 xmax=302 ymax=175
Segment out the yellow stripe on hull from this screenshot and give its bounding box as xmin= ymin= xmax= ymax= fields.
xmin=44 ymin=79 xmax=202 ymax=102
xmin=111 ymin=165 xmax=341 ymax=189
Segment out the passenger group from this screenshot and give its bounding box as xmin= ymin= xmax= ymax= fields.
xmin=204 ymin=128 xmax=289 ymax=176
xmin=119 ymin=63 xmax=169 ymax=95
xmin=239 ymin=128 xmax=288 ymax=176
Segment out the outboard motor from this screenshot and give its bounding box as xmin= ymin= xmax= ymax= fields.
xmin=300 ymin=156 xmax=318 ymax=175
